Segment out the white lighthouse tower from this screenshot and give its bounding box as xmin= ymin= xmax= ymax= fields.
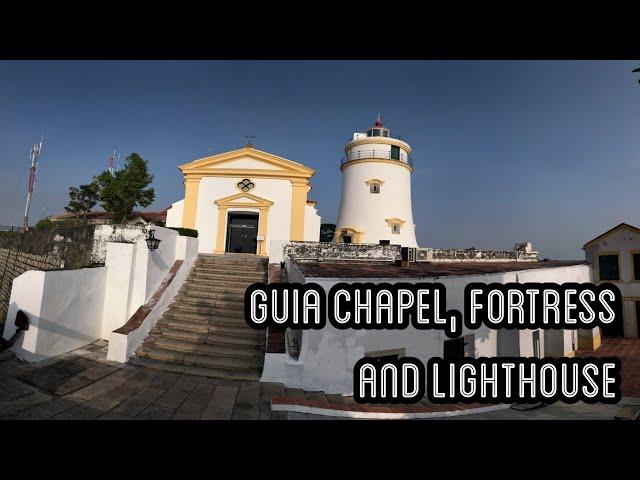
xmin=334 ymin=116 xmax=418 ymax=247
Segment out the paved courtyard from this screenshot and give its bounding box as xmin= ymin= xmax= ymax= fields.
xmin=0 ymin=341 xmax=288 ymax=420
xmin=0 ymin=339 xmax=638 ymax=420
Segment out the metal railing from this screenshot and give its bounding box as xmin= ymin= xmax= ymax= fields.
xmin=340 ymin=150 xmax=413 ymax=167
xmin=0 ymin=225 xmax=21 ymax=234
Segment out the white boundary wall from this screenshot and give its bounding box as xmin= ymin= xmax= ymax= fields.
xmin=4 ymin=267 xmax=107 ymax=362
xmin=3 ymin=227 xmax=199 ymax=363
xmin=107 ymin=235 xmax=198 ymax=363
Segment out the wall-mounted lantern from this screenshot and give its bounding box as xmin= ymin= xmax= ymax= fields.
xmin=145 ymin=229 xmax=161 ymax=251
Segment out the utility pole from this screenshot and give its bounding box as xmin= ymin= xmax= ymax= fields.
xmin=21 ymin=137 xmax=44 ymax=232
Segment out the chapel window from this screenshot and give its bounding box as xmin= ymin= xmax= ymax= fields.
xmin=237 ymin=179 xmax=255 ymax=192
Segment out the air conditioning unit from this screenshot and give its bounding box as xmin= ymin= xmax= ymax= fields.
xmin=415 ymin=248 xmax=431 ymax=262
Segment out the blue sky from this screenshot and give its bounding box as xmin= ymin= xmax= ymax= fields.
xmin=1 ymin=60 xmax=639 ymax=259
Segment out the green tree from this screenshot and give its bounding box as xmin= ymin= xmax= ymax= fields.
xmin=94 ymin=152 xmax=155 ymax=223
xmin=320 ymin=223 xmax=336 ymax=242
xmin=64 ymin=183 xmax=99 ymax=222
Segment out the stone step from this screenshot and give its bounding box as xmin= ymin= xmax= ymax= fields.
xmin=133 ymin=253 xmax=268 ymax=381
xmin=188 ymin=272 xmax=267 ymax=283
xmin=173 ymin=297 xmax=245 ymax=310
xmin=204 ymin=331 xmax=265 ymax=348
xmin=193 ymin=352 xmax=262 ymax=372
xmin=169 ymin=302 xmax=214 ymax=316
xmin=196 ymin=256 xmax=268 ymax=267
xmin=151 ymin=325 xmax=265 ymax=348
xmin=179 ymin=284 xmax=249 ymax=296
xmin=161 ymin=309 xmax=247 ymax=326
xmin=157 ymin=316 xmax=260 ymax=338
xmin=193 ymin=264 xmax=268 ymax=273
xmin=171 ymin=297 xmax=244 ymax=313
xmin=192 ymin=265 xmax=267 ymax=275
xmin=137 ymin=345 xmax=262 ymax=372
xmin=185 ymin=277 xmax=263 ymax=289
xmin=149 ymin=327 xmax=205 ymax=343
xmin=191 ymin=269 xmax=266 ymax=278
xmin=154 ymin=318 xmax=210 ymax=333
xmin=151 ymin=336 xmax=263 ymax=359
xmin=168 ymin=302 xmax=245 ymax=318
xmin=178 ymin=293 xmax=245 ymax=307
xmin=129 ymin=357 xmax=261 ymax=381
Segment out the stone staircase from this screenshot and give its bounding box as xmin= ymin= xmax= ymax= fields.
xmin=131 ymin=253 xmax=269 ymax=381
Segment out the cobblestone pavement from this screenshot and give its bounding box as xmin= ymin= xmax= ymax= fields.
xmin=0 ymin=341 xmax=288 ymax=420
xmin=1 ymin=340 xmax=637 ymax=420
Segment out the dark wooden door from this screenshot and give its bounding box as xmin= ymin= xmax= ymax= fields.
xmin=226 ymin=213 xmax=258 ymax=254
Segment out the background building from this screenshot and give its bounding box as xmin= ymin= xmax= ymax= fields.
xmin=584 ymin=222 xmax=640 ymax=338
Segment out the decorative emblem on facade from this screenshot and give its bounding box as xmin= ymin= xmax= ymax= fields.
xmin=237 ymin=179 xmax=255 ymax=192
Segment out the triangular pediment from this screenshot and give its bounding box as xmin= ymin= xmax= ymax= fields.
xmin=583 ymin=222 xmax=640 ymax=248
xmin=215 ymin=192 xmax=274 ymax=207
xmin=180 ymin=146 xmax=315 ymax=177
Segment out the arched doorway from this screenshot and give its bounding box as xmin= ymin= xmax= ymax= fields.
xmin=226 ymin=212 xmax=259 ymax=254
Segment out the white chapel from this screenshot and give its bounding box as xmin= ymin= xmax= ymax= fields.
xmin=166 ymin=145 xmax=321 ymax=255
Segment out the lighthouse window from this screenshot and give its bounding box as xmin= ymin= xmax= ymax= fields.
xmin=390 ymin=145 xmax=400 ymax=160
xmin=391 ymin=224 xmax=400 ymax=235
xmin=370 ymin=183 xmax=380 ymax=194
xmin=366 ymin=128 xmax=390 ymax=138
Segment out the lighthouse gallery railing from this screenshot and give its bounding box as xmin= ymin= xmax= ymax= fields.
xmin=340 ymin=150 xmax=413 ymax=167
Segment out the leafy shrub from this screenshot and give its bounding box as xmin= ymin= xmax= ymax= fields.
xmin=35 ymin=218 xmax=55 ymax=230
xmin=167 ymin=227 xmax=198 ymax=238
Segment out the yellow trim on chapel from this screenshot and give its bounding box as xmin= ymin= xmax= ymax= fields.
xmin=179 ymin=146 xmax=315 ymax=176
xmin=290 ymin=178 xmax=310 ymax=241
xmin=182 ymin=177 xmax=200 ymax=229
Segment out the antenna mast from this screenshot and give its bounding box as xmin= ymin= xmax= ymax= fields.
xmin=21 ymin=137 xmax=44 ymax=232
xmin=107 ymin=148 xmax=116 ymax=175
xmin=107 ymin=148 xmax=120 ymax=175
